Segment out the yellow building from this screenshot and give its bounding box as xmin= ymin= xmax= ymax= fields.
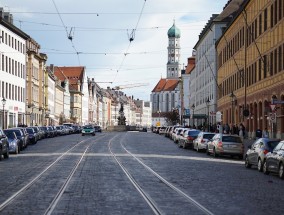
xmin=217 ymin=0 xmax=284 ymax=138
xmin=26 ymin=38 xmax=47 ymax=126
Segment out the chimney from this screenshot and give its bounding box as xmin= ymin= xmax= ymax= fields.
xmin=50 ymin=64 xmax=54 ymax=73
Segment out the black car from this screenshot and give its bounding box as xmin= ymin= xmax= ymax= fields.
xmin=26 ymin=128 xmax=37 ymax=144
xmin=245 ymin=138 xmax=280 ymax=171
xmin=263 ymin=141 xmax=284 ymax=179
xmin=94 ymin=126 xmax=102 ymax=133
xmin=0 ymin=128 xmax=9 ymax=160
xmin=14 ymin=127 xmax=30 ymax=147
xmin=40 ymin=126 xmax=50 ymax=138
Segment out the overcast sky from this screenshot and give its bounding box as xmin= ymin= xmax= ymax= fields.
xmin=0 ymin=0 xmax=228 ymax=101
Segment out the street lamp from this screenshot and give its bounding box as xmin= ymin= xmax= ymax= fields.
xmin=229 ymin=91 xmax=236 ymax=125
xmin=2 ymin=98 xmax=6 ymax=129
xmin=191 ymin=104 xmax=195 ymax=127
xmin=206 ymin=98 xmax=210 ymax=131
xmin=157 ymin=110 xmax=161 ymax=126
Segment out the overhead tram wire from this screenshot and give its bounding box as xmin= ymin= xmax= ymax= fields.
xmin=112 ymin=0 xmax=147 ymax=84
xmin=51 ymin=0 xmax=81 ymax=65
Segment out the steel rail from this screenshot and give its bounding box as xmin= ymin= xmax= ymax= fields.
xmin=119 ymin=133 xmax=215 ymax=215
xmin=44 ymin=146 xmax=90 ymax=215
xmin=0 ymin=135 xmax=105 ymax=212
xmin=108 ymin=135 xmax=162 ymax=215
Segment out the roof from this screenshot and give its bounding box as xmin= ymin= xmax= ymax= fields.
xmin=54 ymin=66 xmax=85 ymax=91
xmin=167 ymin=23 xmax=181 ymax=38
xmin=185 ymin=57 xmax=195 ymax=74
xmin=152 ymin=79 xmax=179 ymax=92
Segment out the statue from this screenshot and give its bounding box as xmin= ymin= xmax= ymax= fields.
xmin=117 ymin=102 xmax=126 ymax=125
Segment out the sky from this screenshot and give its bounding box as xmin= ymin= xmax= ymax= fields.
xmin=0 ymin=0 xmax=228 ymax=101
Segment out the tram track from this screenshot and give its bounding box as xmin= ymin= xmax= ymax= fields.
xmin=108 ymin=133 xmax=214 ymax=215
xmin=0 ymin=134 xmax=107 ymax=213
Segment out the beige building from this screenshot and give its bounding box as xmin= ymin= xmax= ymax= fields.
xmin=216 ymin=0 xmax=284 ymax=138
xmin=26 ymin=38 xmax=47 ymax=126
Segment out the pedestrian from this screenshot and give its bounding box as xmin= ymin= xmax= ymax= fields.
xmin=262 ymin=128 xmax=269 ymax=138
xmin=255 ymin=128 xmax=262 ymax=139
xmin=239 ymin=123 xmax=244 ymax=141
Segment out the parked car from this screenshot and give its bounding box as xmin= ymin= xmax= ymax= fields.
xmin=263 ymin=141 xmax=284 ymax=179
xmin=15 ymin=127 xmax=30 ymax=147
xmin=0 ymin=128 xmax=9 ymax=160
xmin=4 ymin=130 xmax=20 ymax=154
xmin=178 ymin=129 xmax=200 ymax=149
xmin=40 ymin=126 xmax=50 ymax=138
xmin=172 ymin=128 xmax=184 ymax=143
xmin=6 ymin=128 xmax=27 ymax=150
xmin=82 ymin=125 xmax=95 ymax=136
xmin=193 ymin=132 xmax=216 ymax=152
xmin=94 ymin=126 xmax=102 ymax=133
xmin=72 ymin=125 xmax=81 ymax=134
xmin=245 ymin=138 xmax=280 ymax=171
xmin=207 ymin=134 xmax=244 ymax=159
xmin=26 ymin=127 xmax=37 ymax=144
xmin=158 ymin=126 xmax=167 ymax=135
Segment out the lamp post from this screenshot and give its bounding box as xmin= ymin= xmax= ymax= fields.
xmin=2 ymin=98 xmax=6 ymax=129
xmin=191 ymin=104 xmax=195 ymax=127
xmin=206 ymin=98 xmax=210 ymax=131
xmin=229 ymin=91 xmax=236 ymax=125
xmin=157 ymin=110 xmax=161 ymax=126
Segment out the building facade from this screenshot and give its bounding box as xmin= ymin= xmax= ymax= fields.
xmin=0 ymin=11 xmax=29 ymax=129
xmin=217 ymin=0 xmax=284 ymax=138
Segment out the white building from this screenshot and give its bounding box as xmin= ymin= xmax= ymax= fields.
xmin=47 ymin=70 xmax=56 ymax=125
xmin=151 ymin=22 xmax=182 ymax=126
xmin=0 ymin=11 xmax=29 ymax=128
xmin=82 ymin=74 xmax=89 ymax=125
xmin=190 ymin=14 xmax=231 ymax=128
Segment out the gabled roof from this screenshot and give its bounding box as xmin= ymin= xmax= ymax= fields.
xmin=185 ymin=57 xmax=195 ymax=74
xmin=152 ymin=78 xmax=179 ymax=92
xmin=54 ymin=66 xmax=85 ymax=92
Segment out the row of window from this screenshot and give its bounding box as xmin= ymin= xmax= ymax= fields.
xmin=220 ymin=42 xmax=284 ymax=97
xmin=0 ymin=54 xmax=25 ymax=78
xmin=1 ymin=30 xmax=25 ymax=54
xmin=0 ymin=81 xmax=25 ymax=103
xmin=218 ymin=0 xmax=284 ymax=68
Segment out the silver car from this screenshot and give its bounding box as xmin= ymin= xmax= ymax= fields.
xmin=207 ymin=134 xmax=244 ymax=159
xmin=193 ymin=132 xmax=216 ymax=152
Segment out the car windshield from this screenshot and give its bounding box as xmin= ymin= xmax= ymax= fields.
xmin=203 ymin=134 xmax=215 ymax=139
xmin=41 ymin=127 xmax=47 ymax=130
xmin=4 ymin=131 xmax=15 ymax=139
xmin=267 ymin=141 xmax=280 ymax=149
xmin=83 ymin=126 xmax=93 ymax=129
xmin=26 ymin=129 xmax=34 ymax=134
xmin=188 ymin=130 xmax=200 ymax=136
xmin=222 ymin=136 xmax=242 ymax=143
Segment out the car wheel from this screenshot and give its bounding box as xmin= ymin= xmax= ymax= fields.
xmin=182 ymin=142 xmax=187 ymax=149
xmin=82 ymin=134 xmax=85 ymax=136
xmin=245 ymin=156 xmax=252 ymax=168
xmin=279 ymin=163 xmax=284 ymax=179
xmin=239 ymin=155 xmax=243 ymax=160
xmin=3 ymin=150 xmax=9 ymax=159
xmin=206 ymin=147 xmax=210 ymax=155
xmin=257 ymin=159 xmax=263 ymax=172
xmin=213 ymin=148 xmax=218 ymax=157
xmin=263 ymin=160 xmax=269 ymax=175
xmin=178 ymin=141 xmax=182 ymax=148
xmin=0 ymin=149 xmax=3 ymax=161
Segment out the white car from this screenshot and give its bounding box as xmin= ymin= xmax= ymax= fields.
xmin=193 ymin=132 xmax=216 ymax=152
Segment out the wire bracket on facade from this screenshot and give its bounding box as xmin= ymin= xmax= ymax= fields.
xmin=127 ymin=29 xmax=135 ymax=42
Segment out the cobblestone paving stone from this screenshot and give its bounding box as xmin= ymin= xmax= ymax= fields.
xmin=0 ymin=132 xmax=283 ymax=215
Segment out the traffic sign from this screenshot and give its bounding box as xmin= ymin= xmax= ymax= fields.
xmin=270 ymin=104 xmax=276 ymax=111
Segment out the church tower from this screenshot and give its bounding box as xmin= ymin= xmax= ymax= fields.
xmin=167 ymin=21 xmax=181 ymax=79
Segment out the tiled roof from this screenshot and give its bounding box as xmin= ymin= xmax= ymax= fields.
xmin=152 ymin=78 xmax=179 ymax=92
xmin=185 ymin=57 xmax=195 ymax=74
xmin=54 ymin=66 xmax=85 ymax=92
